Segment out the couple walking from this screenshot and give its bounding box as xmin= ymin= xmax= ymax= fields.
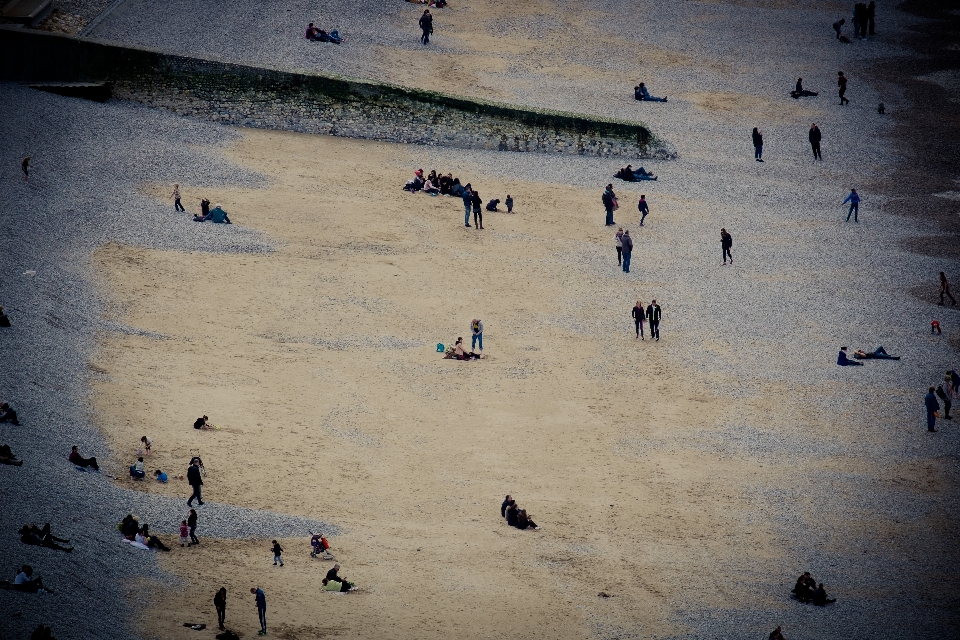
xmin=631 ymin=300 xmax=662 ymax=340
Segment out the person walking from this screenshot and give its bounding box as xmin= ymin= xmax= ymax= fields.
xmin=271 ymin=540 xmax=284 ymax=566
xmin=638 ymin=195 xmax=650 ymax=226
xmin=646 ymin=300 xmax=661 ymax=341
xmin=838 ymin=71 xmax=849 ymax=105
xmin=187 ymin=457 xmax=204 ymax=506
xmin=721 ymin=228 xmax=733 ymax=265
xmin=602 ymin=184 xmax=617 ymax=226
xmin=621 ymin=230 xmax=633 ymax=273
xmin=214 ymin=587 xmax=227 ymax=630
xmin=632 ymin=300 xmax=645 ymax=339
xmin=471 ymin=190 xmax=483 ymax=229
xmin=842 ymin=188 xmax=860 ymax=222
xmin=187 ymin=508 xmax=200 ymax=546
xmin=171 ymin=184 xmax=185 ymax=212
xmin=470 ymin=318 xmax=484 ymax=351
xmin=21 ymin=157 xmax=30 ymax=181
xmin=809 ymin=124 xmax=822 ymax=160
xmin=462 ymin=184 xmax=473 ymax=227
xmin=419 ymin=9 xmax=433 ymax=45
xmin=939 ymin=272 xmax=956 ymax=306
xmin=615 ymin=228 xmax=624 ymax=265
xmin=251 ymin=586 xmax=267 ymax=636
xmin=752 ymin=128 xmax=764 ymax=162
xmin=925 ymin=386 xmax=940 ymax=432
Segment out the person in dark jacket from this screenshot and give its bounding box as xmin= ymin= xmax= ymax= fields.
xmin=214 ymin=587 xmax=227 ymax=630
xmin=187 ymin=508 xmax=200 ymax=545
xmin=926 ymin=386 xmax=941 ymax=432
xmin=0 ymin=402 xmax=19 ymax=425
xmin=638 ymin=195 xmax=650 ymax=226
xmin=505 ymin=502 xmax=519 ymax=526
xmin=632 ymin=300 xmax=645 ymax=339
xmin=809 ymin=123 xmax=822 ymax=160
xmin=187 ymin=458 xmax=204 ymax=507
xmin=837 ymin=347 xmax=863 ymax=366
xmin=501 ymin=495 xmax=513 ymax=517
xmin=462 ymin=184 xmax=473 ymax=227
xmin=867 ymin=1 xmax=875 ymax=34
xmin=471 ymin=190 xmax=483 ymax=229
xmin=646 ymin=300 xmax=661 ymax=341
xmin=832 ymin=17 xmax=845 ymax=39
xmin=621 ymin=230 xmax=633 ymax=273
xmin=812 ymin=583 xmax=836 ymax=606
xmin=68 ymin=445 xmax=99 ymax=470
xmin=251 ymin=587 xmax=267 ymax=635
xmin=838 ymin=71 xmax=849 ymax=105
xmin=602 ymin=185 xmax=617 ymax=226
xmin=419 ymin=9 xmax=433 ymax=45
xmin=752 ymin=128 xmax=763 ymax=162
xmin=792 ymin=78 xmax=818 ymax=98
xmin=721 ymin=228 xmax=733 ymax=265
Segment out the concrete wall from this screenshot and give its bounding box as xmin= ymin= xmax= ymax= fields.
xmin=0 ymin=26 xmax=669 ymax=157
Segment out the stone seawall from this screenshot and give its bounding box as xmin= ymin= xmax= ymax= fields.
xmin=0 ymin=26 xmax=670 ymax=158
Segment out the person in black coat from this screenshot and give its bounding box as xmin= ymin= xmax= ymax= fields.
xmin=867 ymin=1 xmax=875 ymax=34
xmin=809 ymin=123 xmax=822 ymax=160
xmin=187 ymin=458 xmax=204 ymax=506
xmin=419 ymin=10 xmax=433 ymax=45
xmin=721 ymin=228 xmax=733 ymax=265
xmin=752 ymin=128 xmax=763 ymax=161
xmin=812 ymin=583 xmax=836 ymax=606
xmin=214 ymin=587 xmax=227 ymax=630
xmin=620 ymin=230 xmax=633 ymax=273
xmin=501 ymin=495 xmax=514 ymax=517
xmin=471 ymin=191 xmax=483 ymax=229
xmin=646 ymin=301 xmax=661 ymax=341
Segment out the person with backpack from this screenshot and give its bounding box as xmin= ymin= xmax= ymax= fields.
xmin=602 ymin=184 xmax=617 ymax=226
xmin=721 ymin=228 xmax=733 ymax=265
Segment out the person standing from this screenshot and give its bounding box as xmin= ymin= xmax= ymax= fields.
xmin=925 ymin=386 xmax=940 ymax=433
xmin=838 ymin=71 xmax=849 ymax=105
xmin=721 ymin=228 xmax=733 ymax=265
xmin=214 ymin=587 xmax=227 ymax=630
xmin=21 ymin=157 xmax=30 ymax=181
xmin=271 ymin=540 xmax=284 ymax=566
xmin=638 ymin=195 xmax=650 ymax=226
xmin=867 ymin=0 xmax=876 ymax=35
xmin=842 ymin=188 xmax=860 ymax=222
xmin=462 ymin=184 xmax=473 ymax=227
xmin=809 ymin=124 xmax=822 ymax=160
xmin=632 ymin=300 xmax=645 ymax=339
xmin=615 ymin=228 xmax=624 ymax=265
xmin=852 ymin=3 xmax=861 ymax=38
xmin=602 ymin=184 xmax=617 ymax=226
xmin=251 ymin=587 xmax=267 ymax=636
xmin=471 ymin=190 xmax=483 ymax=229
xmin=646 ymin=300 xmax=661 ymax=341
xmin=505 ymin=195 xmax=513 ymax=213
xmin=939 ymin=375 xmax=955 ymax=420
xmin=171 ymin=184 xmax=185 ymax=212
xmin=419 ymin=9 xmax=433 ymax=45
xmin=470 ymin=318 xmax=484 ymax=351
xmin=187 ymin=508 xmax=200 ymax=546
xmin=939 ymin=272 xmax=956 ymax=306
xmin=621 ymin=230 xmax=633 ymax=273
xmin=187 ymin=458 xmax=204 ymax=506
xmin=752 ymin=128 xmax=764 ymax=162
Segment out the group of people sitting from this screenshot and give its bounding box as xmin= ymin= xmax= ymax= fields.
xmin=501 ymin=495 xmax=540 ymax=530
xmin=614 ymin=165 xmax=657 ymax=182
xmin=118 ymin=514 xmax=172 ymax=551
xmin=443 ymin=337 xmax=481 ymax=360
xmin=791 ymin=572 xmax=836 ymax=606
xmin=837 ymin=345 xmax=900 ymax=366
xmin=0 ymin=443 xmax=22 ymax=466
xmin=0 ymin=401 xmax=19 ymax=425
xmin=634 ymin=83 xmax=667 ymax=102
xmin=304 ymin=23 xmax=343 ymax=44
xmin=19 ymin=523 xmax=73 ymax=553
xmin=193 ymin=200 xmax=232 ymax=224
xmin=404 ymin=169 xmax=468 ymax=197
xmin=0 ymin=565 xmax=54 ymax=594
xmin=321 ymin=564 xmax=356 ymax=592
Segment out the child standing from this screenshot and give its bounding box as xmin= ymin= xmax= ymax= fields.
xmin=140 ymin=436 xmax=152 ymax=455
xmin=179 ymin=520 xmax=189 ymax=547
xmin=271 ymin=540 xmax=284 ymax=566
xmin=505 ymin=195 xmax=514 ymax=213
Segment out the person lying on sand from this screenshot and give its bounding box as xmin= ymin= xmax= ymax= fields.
xmin=837 ymin=347 xmax=863 ymax=366
xmin=0 ymin=402 xmax=19 ymax=425
xmin=0 ymin=443 xmax=23 ymax=466
xmin=853 ymin=346 xmax=900 ymax=360
xmin=615 ymin=165 xmax=657 ymax=182
xmin=138 ymin=524 xmax=172 ymax=551
xmin=19 ymin=524 xmax=73 ymax=552
xmin=322 ymin=578 xmax=355 ymax=592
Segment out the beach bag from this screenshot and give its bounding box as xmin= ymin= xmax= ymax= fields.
xmin=436 ymin=343 xmax=444 ymax=352
xmin=612 ymin=198 xmax=619 ymax=211
xmin=321 ymin=536 xmax=330 ymax=550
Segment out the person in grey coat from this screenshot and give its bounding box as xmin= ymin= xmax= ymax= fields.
xmin=621 ymin=230 xmax=633 ymax=273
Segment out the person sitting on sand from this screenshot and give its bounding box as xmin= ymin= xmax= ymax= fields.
xmin=130 ymin=456 xmax=146 ymax=479
xmin=423 ymin=178 xmax=440 ymax=195
xmin=194 ymin=415 xmax=216 ymax=430
xmin=325 ymin=564 xmax=354 ymax=590
xmin=0 ymin=402 xmax=19 ymax=425
xmin=853 ymin=346 xmax=900 ymax=360
xmin=791 ymin=78 xmax=818 ymax=98
xmin=485 ymin=199 xmax=500 ymax=211
xmin=450 ymin=337 xmax=479 ymax=360
xmin=812 ymin=583 xmax=836 ymax=606
xmin=501 ymin=495 xmax=514 ymax=517
xmin=0 ymin=443 xmax=23 ymax=466
xmin=769 ymin=626 xmax=786 ymax=640
xmin=505 ymin=502 xmax=520 ymax=527
xmin=791 ymin=572 xmax=815 ymax=603
xmin=11 ymin=565 xmax=54 ymax=593
xmin=837 ymin=347 xmax=863 ymax=366
xmin=322 ymin=577 xmax=354 ymax=592
xmin=68 ymin=445 xmax=99 ymax=470
xmin=19 ymin=524 xmax=73 ymax=552
xmin=438 ymin=173 xmax=452 ymax=194
xmin=515 ymin=509 xmax=540 ymax=530
xmin=634 ymin=83 xmax=667 ymax=102
xmin=139 ymin=524 xmax=171 ymax=551
xmin=154 ymin=469 xmax=169 ymax=482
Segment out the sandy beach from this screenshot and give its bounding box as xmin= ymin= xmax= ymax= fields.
xmin=2 ymin=1 xmax=959 ymax=639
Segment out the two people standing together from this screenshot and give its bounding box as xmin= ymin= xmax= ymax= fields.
xmin=631 ymin=300 xmax=662 ymax=341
